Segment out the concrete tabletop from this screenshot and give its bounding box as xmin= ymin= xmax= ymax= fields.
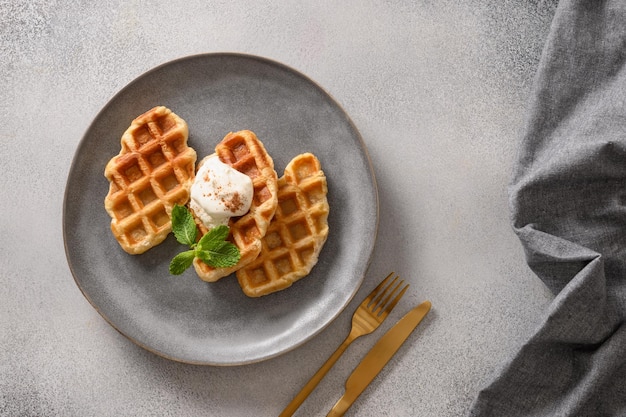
xmin=1 ymin=1 xmax=557 ymax=416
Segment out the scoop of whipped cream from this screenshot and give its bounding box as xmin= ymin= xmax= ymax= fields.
xmin=189 ymin=154 xmax=253 ymax=229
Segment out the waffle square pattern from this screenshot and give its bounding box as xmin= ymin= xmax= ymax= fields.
xmin=236 ymin=153 xmax=329 ymax=297
xmin=104 ymin=106 xmax=197 ymax=254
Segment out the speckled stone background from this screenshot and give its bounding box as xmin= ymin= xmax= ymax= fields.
xmin=1 ymin=1 xmax=558 ymax=416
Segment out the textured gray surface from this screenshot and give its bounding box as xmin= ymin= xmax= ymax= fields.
xmin=1 ymin=1 xmax=557 ymax=416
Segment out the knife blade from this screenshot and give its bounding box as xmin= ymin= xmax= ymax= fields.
xmin=326 ymin=300 xmax=432 ymax=417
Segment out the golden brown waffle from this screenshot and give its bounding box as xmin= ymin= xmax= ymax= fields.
xmin=104 ymin=106 xmax=197 ymax=254
xmin=192 ymin=130 xmax=279 ymax=282
xmin=236 ymin=153 xmax=329 ymax=297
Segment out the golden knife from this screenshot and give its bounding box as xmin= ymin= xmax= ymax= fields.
xmin=326 ymin=301 xmax=432 ymax=417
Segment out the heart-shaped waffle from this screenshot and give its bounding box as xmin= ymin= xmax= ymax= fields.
xmin=104 ymin=106 xmax=197 ymax=254
xmin=236 ymin=153 xmax=329 ymax=297
xmin=192 ymin=130 xmax=279 ymax=282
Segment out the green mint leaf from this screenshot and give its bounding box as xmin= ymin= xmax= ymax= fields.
xmin=169 ymin=250 xmax=196 ymax=275
xmin=196 ymin=224 xmax=230 ymax=251
xmin=168 ymin=213 xmax=241 ymax=274
xmin=171 ymin=204 xmax=197 ymax=246
xmin=196 ymin=240 xmax=241 ymax=268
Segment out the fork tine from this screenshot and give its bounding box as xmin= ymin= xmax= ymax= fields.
xmin=371 ymin=275 xmax=400 ymax=307
xmin=373 ymin=277 xmax=403 ymax=313
xmin=378 ymin=282 xmax=409 ymax=320
xmin=368 ymin=275 xmax=399 ymax=309
xmin=368 ymin=278 xmax=400 ymax=315
xmin=361 ymin=272 xmax=394 ymax=307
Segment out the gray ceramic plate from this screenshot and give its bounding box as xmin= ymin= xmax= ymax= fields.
xmin=63 ymin=53 xmax=378 ymax=365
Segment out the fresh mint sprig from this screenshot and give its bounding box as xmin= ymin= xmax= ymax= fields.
xmin=169 ymin=204 xmax=241 ymax=275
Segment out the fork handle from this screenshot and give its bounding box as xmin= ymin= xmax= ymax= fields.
xmin=279 ymin=334 xmax=356 ymax=417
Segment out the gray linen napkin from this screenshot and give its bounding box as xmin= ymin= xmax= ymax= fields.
xmin=469 ymin=1 xmax=626 ymax=416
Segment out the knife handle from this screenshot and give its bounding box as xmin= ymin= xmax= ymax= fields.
xmin=279 ymin=333 xmax=357 ymax=417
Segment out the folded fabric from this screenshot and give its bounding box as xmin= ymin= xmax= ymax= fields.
xmin=469 ymin=1 xmax=626 ymax=415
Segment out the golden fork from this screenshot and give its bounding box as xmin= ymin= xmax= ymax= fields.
xmin=279 ymin=272 xmax=409 ymax=417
